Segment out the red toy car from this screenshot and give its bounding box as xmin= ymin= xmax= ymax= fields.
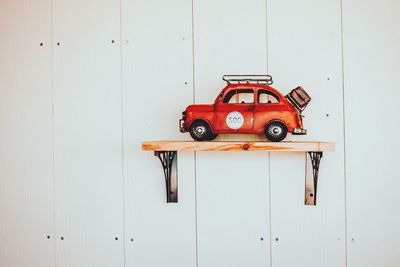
xmin=180 ymin=75 xmax=311 ymax=142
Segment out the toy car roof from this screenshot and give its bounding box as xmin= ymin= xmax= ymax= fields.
xmin=222 ymin=75 xmax=273 ymax=85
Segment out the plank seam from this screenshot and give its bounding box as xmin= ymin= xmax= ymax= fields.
xmin=191 ymin=1 xmax=199 ymax=266
xmin=50 ymin=0 xmax=58 ymax=265
xmin=119 ymin=0 xmax=127 ymax=266
xmin=339 ymin=0 xmax=349 ymax=266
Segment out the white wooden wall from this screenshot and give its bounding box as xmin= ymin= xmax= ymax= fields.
xmin=0 ymin=0 xmax=399 ymax=266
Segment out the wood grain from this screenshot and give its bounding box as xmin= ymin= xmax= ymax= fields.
xmin=142 ymin=141 xmax=335 ymax=152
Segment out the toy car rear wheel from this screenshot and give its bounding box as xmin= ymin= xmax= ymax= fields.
xmin=207 ymin=133 xmax=218 ymax=141
xmin=189 ymin=121 xmax=212 ymax=141
xmin=265 ymin=121 xmax=288 ymax=142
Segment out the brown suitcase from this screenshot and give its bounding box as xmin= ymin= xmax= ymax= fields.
xmin=286 ymin=86 xmax=311 ymax=111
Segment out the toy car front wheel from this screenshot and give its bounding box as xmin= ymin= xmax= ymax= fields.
xmin=189 ymin=121 xmax=212 ymax=141
xmin=265 ymin=121 xmax=288 ymax=142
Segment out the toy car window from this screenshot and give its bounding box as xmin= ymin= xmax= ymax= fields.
xmin=258 ymin=90 xmax=279 ymax=104
xmin=223 ymin=89 xmax=254 ymax=104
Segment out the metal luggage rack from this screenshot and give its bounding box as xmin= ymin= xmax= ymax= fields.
xmin=222 ymin=75 xmax=273 ymax=85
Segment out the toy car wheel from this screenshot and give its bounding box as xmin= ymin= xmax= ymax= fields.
xmin=189 ymin=121 xmax=212 ymax=141
xmin=265 ymin=121 xmax=288 ymax=142
xmin=207 ymin=133 xmax=218 ymax=141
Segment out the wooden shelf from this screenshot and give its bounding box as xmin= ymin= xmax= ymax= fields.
xmin=142 ymin=140 xmax=335 ymax=205
xmin=142 ymin=141 xmax=335 ymax=152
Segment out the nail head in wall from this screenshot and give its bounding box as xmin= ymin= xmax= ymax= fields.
xmin=40 ymin=43 xmax=43 ymax=46
xmin=60 ymin=236 xmax=64 ymax=240
xmin=57 ymin=42 xmax=60 ymax=46
xmin=47 ymin=235 xmax=50 ymax=239
xmin=111 ymin=40 xmax=115 ymax=43
xmin=275 ymin=238 xmax=279 ymax=241
xmin=130 ymin=238 xmax=134 ymax=242
xmin=260 ymin=237 xmax=264 ymax=241
xmin=184 ymin=82 xmax=188 ymax=85
xmin=327 ymin=77 xmax=330 ymax=80
xmin=115 ymin=237 xmax=118 ymax=241
xmin=326 ymin=114 xmax=330 ymax=117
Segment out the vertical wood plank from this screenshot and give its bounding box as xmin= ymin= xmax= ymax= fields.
xmin=0 ymin=1 xmax=54 ymax=266
xmin=343 ymin=1 xmax=400 ymax=266
xmin=267 ymin=0 xmax=346 ymax=266
xmin=193 ymin=0 xmax=271 ymax=266
xmin=121 ymin=0 xmax=197 ymax=266
xmin=52 ymin=0 xmax=124 ymax=266
xmin=196 ymin=152 xmax=270 ymax=267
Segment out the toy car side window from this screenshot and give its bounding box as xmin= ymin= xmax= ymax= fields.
xmin=223 ymin=89 xmax=254 ymax=104
xmin=258 ymin=90 xmax=279 ymax=104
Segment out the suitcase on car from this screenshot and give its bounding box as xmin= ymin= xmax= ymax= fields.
xmin=286 ymin=86 xmax=311 ymax=111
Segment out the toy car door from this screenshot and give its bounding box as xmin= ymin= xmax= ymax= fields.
xmin=214 ymin=87 xmax=255 ymax=132
xmin=253 ymin=88 xmax=284 ymax=130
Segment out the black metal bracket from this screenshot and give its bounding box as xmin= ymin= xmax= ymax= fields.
xmin=153 ymin=150 xmax=323 ymax=205
xmin=305 ymin=152 xmax=323 ymax=206
xmin=154 ymin=151 xmax=178 ymax=203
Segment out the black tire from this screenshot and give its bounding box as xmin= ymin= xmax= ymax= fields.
xmin=207 ymin=133 xmax=218 ymax=141
xmin=264 ymin=121 xmax=288 ymax=142
xmin=189 ymin=120 xmax=212 ymax=141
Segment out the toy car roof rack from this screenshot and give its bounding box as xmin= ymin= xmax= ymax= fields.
xmin=222 ymin=75 xmax=273 ymax=85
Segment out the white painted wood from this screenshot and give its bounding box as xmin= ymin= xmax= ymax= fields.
xmin=267 ymin=0 xmax=346 ymax=266
xmin=121 ymin=0 xmax=197 ymax=266
xmin=343 ymin=1 xmax=400 ymax=266
xmin=196 ymin=152 xmax=270 ymax=267
xmin=1 ymin=0 xmax=399 ymax=266
xmin=0 ymin=1 xmax=54 ymax=267
xmin=52 ymin=0 xmax=124 ymax=266
xmin=193 ymin=0 xmax=268 ymax=107
xmin=193 ymin=0 xmax=271 ymax=266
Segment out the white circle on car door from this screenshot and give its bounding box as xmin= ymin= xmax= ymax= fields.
xmin=226 ymin=111 xmax=244 ymax=129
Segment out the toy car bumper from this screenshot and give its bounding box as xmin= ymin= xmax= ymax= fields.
xmin=179 ymin=119 xmax=187 ymax=133
xmin=292 ymin=128 xmax=307 ymax=135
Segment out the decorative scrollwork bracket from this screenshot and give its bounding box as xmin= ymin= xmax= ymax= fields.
xmin=154 ymin=151 xmax=178 ymax=203
xmin=305 ymin=152 xmax=323 ymax=205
